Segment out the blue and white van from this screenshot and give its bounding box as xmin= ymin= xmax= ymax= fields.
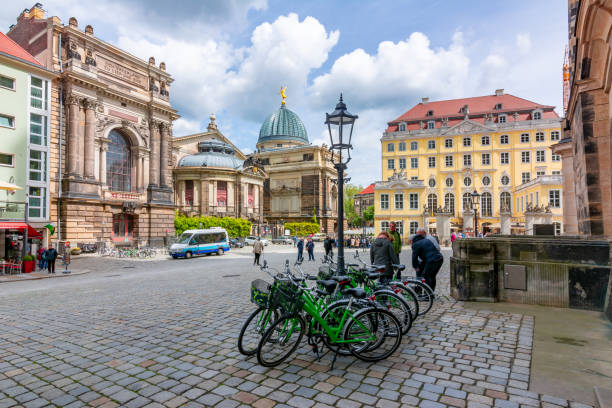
xmin=170 ymin=228 xmax=230 ymax=259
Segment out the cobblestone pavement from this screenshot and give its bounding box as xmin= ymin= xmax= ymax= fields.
xmin=0 ymin=248 xmax=593 ymax=407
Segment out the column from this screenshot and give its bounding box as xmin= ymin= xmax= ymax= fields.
xmin=500 ymin=211 xmax=511 ymax=235
xmin=435 ymin=212 xmax=451 ymax=245
xmin=149 ymin=121 xmax=160 ymax=187
xmin=177 ymin=180 xmax=185 ymax=207
xmin=160 ymin=123 xmax=170 ymax=188
xmin=200 ymin=180 xmax=208 ymax=215
xmin=67 ymin=95 xmax=81 ymax=176
xmin=525 ymin=211 xmax=534 ymax=235
xmin=99 ymin=143 xmax=107 ymax=186
xmin=136 ymin=151 xmax=142 ymax=192
xmin=463 ymin=209 xmax=474 ymax=235
xmin=140 ymin=156 xmax=145 ymax=192
xmin=83 ymin=99 xmax=96 ymax=179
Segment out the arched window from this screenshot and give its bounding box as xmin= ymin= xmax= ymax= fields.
xmin=500 ymin=192 xmax=511 ymax=212
xmin=481 ymin=192 xmax=492 ymax=217
xmin=444 ymin=193 xmax=455 ymax=215
xmin=107 ymin=130 xmax=131 ymax=192
xmin=463 ymin=193 xmax=472 ymax=211
xmin=427 ymin=194 xmax=437 ymax=210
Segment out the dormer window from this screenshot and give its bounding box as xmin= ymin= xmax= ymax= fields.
xmin=495 ymin=103 xmax=503 ymax=110
xmin=427 ymin=121 xmax=435 ymax=129
xmin=498 ymin=114 xmax=507 ymax=123
xmin=461 ymin=105 xmax=469 ymax=114
xmin=533 ymin=110 xmax=542 ymax=120
xmin=399 ymin=123 xmax=406 ymax=131
xmin=426 ymin=110 xmax=434 ymax=116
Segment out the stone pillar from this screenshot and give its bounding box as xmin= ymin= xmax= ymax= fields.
xmin=543 ymin=210 xmax=553 ymax=225
xmin=552 ymin=140 xmax=578 ymax=234
xmin=67 ymin=95 xmax=81 ymax=176
xmin=136 ymin=152 xmax=142 ymax=192
xmin=463 ymin=209 xmax=474 ymax=234
xmin=83 ymin=99 xmax=96 ymax=179
xmin=200 ymin=180 xmax=208 ymax=215
xmin=99 ymin=143 xmax=108 ymax=186
xmin=149 ymin=121 xmax=160 ymax=187
xmin=160 ymin=123 xmax=170 ymax=188
xmin=500 ymin=211 xmax=511 ymax=235
xmin=140 ymin=155 xmax=145 ymax=192
xmin=176 ymin=180 xmax=184 ymax=207
xmin=434 ymin=211 xmax=452 ymax=245
xmin=525 ymin=211 xmax=535 ymax=235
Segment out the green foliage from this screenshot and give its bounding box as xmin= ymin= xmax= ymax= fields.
xmin=23 ymin=254 xmax=35 ymax=261
xmin=344 ymin=184 xmax=363 ymax=228
xmin=312 ymin=208 xmax=318 ymax=225
xmin=174 ymin=215 xmax=252 ymax=237
xmin=363 ymin=205 xmax=375 ymax=222
xmin=284 ymin=222 xmax=320 ymax=236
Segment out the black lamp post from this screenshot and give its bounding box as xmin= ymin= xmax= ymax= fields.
xmin=470 ymin=190 xmax=481 ymax=237
xmin=326 ymin=94 xmax=358 ymax=273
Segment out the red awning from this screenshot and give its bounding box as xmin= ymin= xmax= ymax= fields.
xmin=0 ymin=222 xmax=43 ymax=239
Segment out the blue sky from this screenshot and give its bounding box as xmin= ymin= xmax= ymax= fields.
xmin=1 ymin=1 xmax=568 ymax=187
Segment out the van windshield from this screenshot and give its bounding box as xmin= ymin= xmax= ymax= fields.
xmin=177 ymin=233 xmax=192 ymax=244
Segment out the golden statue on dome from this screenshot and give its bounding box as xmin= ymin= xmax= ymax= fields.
xmin=280 ymin=86 xmax=287 ymax=105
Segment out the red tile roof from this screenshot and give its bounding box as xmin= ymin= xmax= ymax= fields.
xmin=386 ymin=93 xmax=559 ymax=132
xmin=0 ymin=31 xmax=43 ymax=67
xmin=356 ymin=183 xmax=375 ymax=196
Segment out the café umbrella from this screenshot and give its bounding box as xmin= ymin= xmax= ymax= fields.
xmin=0 ymin=181 xmax=22 ymax=191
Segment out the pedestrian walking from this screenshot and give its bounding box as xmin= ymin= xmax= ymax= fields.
xmin=451 ymin=232 xmax=457 ymax=243
xmin=45 ymin=245 xmax=58 ymax=274
xmin=323 ymin=236 xmax=333 ymax=260
xmin=370 ymin=231 xmax=399 ymax=282
xmin=293 ymin=235 xmax=297 ymax=247
xmin=296 ymin=237 xmax=304 ymax=262
xmin=389 ymin=222 xmax=402 ymax=256
xmin=411 ymin=230 xmax=444 ymax=292
xmin=37 ymin=246 xmax=47 ymax=271
xmin=306 ymin=238 xmax=315 ymax=261
xmin=252 ymin=237 xmax=264 ymax=265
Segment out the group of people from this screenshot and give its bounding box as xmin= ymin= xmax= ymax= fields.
xmin=36 ymin=245 xmax=59 ymax=274
xmin=370 ymin=222 xmax=443 ymax=292
xmin=296 ymin=237 xmax=315 ymax=261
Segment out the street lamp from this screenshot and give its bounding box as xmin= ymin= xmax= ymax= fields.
xmin=326 ymin=94 xmax=358 ymax=273
xmin=470 ymin=190 xmax=481 ymax=237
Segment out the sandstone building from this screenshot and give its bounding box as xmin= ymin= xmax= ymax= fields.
xmin=8 ymin=4 xmax=178 ymax=247
xmin=253 ymin=100 xmax=339 ymax=234
xmin=173 ymin=115 xmax=265 ymax=231
xmin=553 ymin=0 xmax=612 ymax=237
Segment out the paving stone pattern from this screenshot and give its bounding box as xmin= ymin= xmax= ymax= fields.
xmin=0 ymin=252 xmax=593 ymax=407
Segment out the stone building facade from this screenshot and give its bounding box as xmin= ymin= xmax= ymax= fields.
xmin=173 ymin=115 xmax=266 ymax=230
xmin=254 ymin=102 xmax=339 ymax=235
xmin=8 ymin=5 xmax=178 ymax=247
xmin=553 ymin=0 xmax=612 ymax=237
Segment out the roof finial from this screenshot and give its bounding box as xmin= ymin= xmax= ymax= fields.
xmin=339 ymin=93 xmax=343 ymax=103
xmin=207 ymin=113 xmax=217 ymax=131
xmin=280 ymin=86 xmax=287 ymax=106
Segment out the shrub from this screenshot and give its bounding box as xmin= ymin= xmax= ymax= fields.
xmin=23 ymin=255 xmax=35 ymax=261
xmin=284 ymin=222 xmax=320 ymax=236
xmin=174 ymin=215 xmax=252 ymax=237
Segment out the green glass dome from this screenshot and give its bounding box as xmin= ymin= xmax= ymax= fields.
xmin=257 ymin=105 xmax=308 ymax=145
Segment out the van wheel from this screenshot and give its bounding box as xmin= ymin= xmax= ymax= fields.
xmin=185 ymin=251 xmax=192 ymax=259
xmin=217 ymin=248 xmax=224 ymax=256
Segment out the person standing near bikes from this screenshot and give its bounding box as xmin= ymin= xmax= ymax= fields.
xmin=252 ymin=237 xmax=264 ymax=266
xmin=323 ymin=235 xmax=333 ymax=259
xmin=296 ymin=237 xmax=304 ymax=262
xmin=44 ymin=245 xmax=58 ymax=274
xmin=389 ymin=222 xmax=402 ymax=258
xmin=370 ymin=231 xmax=399 ymax=281
xmin=306 ymin=238 xmax=315 ymax=261
xmin=411 ymin=230 xmax=443 ymax=293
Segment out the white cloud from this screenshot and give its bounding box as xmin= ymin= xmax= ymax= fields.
xmin=516 ymin=32 xmax=531 ymax=54
xmin=172 ymin=118 xmax=202 ymax=135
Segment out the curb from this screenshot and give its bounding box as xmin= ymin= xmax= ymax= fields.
xmin=0 ymin=269 xmax=91 ymax=284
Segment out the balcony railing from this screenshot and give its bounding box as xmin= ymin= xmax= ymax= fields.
xmin=0 ymin=201 xmax=26 ymax=220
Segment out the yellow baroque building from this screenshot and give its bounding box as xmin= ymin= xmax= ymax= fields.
xmin=374 ymin=90 xmax=563 ymax=242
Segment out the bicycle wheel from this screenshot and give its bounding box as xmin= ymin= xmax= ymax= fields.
xmin=317 ymin=299 xmax=364 ymax=356
xmin=238 ymin=307 xmax=279 ymax=356
xmin=343 ymin=308 xmax=402 ymax=362
xmin=405 ymin=279 xmax=434 ymax=316
xmin=257 ymin=313 xmax=305 ymax=367
xmin=389 ymin=283 xmax=420 ymax=320
xmin=373 ymin=289 xmax=412 ymax=334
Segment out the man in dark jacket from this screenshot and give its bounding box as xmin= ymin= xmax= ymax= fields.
xmin=306 ymin=238 xmax=315 ymax=261
xmin=296 ymin=238 xmax=304 ymax=262
xmin=411 ymin=233 xmax=443 ymax=292
xmin=370 ymin=232 xmax=399 ymax=280
xmin=323 ymin=236 xmax=333 ymax=260
xmin=45 ymin=245 xmax=58 ymax=274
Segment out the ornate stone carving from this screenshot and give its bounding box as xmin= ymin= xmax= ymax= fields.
xmin=95 ymin=116 xmax=118 ymax=135
xmin=66 ymin=94 xmax=81 ymax=106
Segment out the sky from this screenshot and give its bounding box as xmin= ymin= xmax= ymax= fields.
xmin=1 ymin=1 xmax=568 ymax=187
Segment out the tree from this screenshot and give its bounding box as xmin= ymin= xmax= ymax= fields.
xmin=363 ymin=205 xmax=375 ymax=225
xmin=344 ymin=184 xmax=363 ymax=228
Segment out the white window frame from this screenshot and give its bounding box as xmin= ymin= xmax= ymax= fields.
xmin=552 ymin=154 xmax=561 ymax=162
xmin=500 ymin=152 xmax=509 ymax=164
xmin=428 ymin=157 xmax=436 ymax=168
xmin=463 ymin=137 xmax=471 ymax=147
xmin=0 ymin=114 xmax=15 ymax=129
xmin=501 ymin=175 xmax=510 ymax=185
xmin=427 ymin=121 xmax=435 ymax=129
xmin=394 ymin=193 xmax=404 ymax=210
xmin=535 ymin=132 xmax=545 ymax=142
xmin=536 ymin=150 xmax=545 ymax=162
xmin=0 ymin=152 xmax=15 ymax=167
xmin=409 ymin=193 xmax=419 ymax=210
xmin=399 ymin=158 xmax=406 ymax=169
xmin=0 ymin=74 xmax=16 ymax=91
xmin=551 ymin=131 xmax=560 ymax=141
xmin=463 ymin=154 xmax=472 ymax=166
xmin=482 ymin=176 xmax=491 ymax=186
xmin=498 ymin=114 xmax=507 ymax=123
xmin=463 ymin=176 xmax=472 ymax=187
xmin=445 ymin=155 xmax=453 ymax=167
xmin=409 ymin=221 xmax=418 ymax=235
xmin=387 ymin=159 xmax=395 ymax=170
xmin=549 ymin=190 xmax=561 ymax=208
xmin=533 ymin=111 xmax=542 ymax=120
xmin=521 ymin=172 xmax=531 ymax=184
xmin=481 ymin=135 xmax=490 ymax=145
xmin=445 ymin=177 xmax=454 ymax=187
xmin=482 ymin=153 xmax=490 ymax=165
xmin=398 ymin=142 xmax=406 ymax=151
xmin=521 ymin=151 xmax=530 ymax=163
xmin=500 ymin=134 xmax=509 ymax=144
xmin=521 ymin=133 xmax=530 ymax=143
xmin=410 ymin=157 xmax=418 ymax=169
xmin=380 ymin=194 xmax=389 ymax=209
xmin=387 ymin=143 xmax=395 ymax=152
xmin=445 ymin=138 xmax=453 ymax=148
xmin=427 ymin=140 xmax=435 ymax=149
xmin=399 ymin=124 xmax=406 ymax=132
xmin=381 ymin=221 xmax=389 ymax=231
xmin=410 ymin=141 xmax=418 ymax=151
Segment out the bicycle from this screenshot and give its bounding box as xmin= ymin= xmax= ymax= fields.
xmin=391 ymin=263 xmax=435 ymax=316
xmin=254 ymin=261 xmax=403 ymax=368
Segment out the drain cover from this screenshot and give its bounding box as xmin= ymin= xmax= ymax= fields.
xmin=222 ymin=274 xmax=240 ymax=278
xmin=105 ymin=274 xmax=120 ymax=277
xmin=122 ymin=266 xmax=136 ymax=269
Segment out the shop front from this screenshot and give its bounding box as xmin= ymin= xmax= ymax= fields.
xmin=0 ymin=222 xmax=43 ymax=272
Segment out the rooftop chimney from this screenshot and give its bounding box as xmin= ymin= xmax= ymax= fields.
xmin=421 ymin=97 xmax=429 ymax=104
xmin=495 ymin=89 xmax=504 ymax=96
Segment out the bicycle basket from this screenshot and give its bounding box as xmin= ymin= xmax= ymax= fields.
xmin=250 ymin=279 xmax=271 ymax=308
xmin=269 ymin=279 xmax=304 ymax=314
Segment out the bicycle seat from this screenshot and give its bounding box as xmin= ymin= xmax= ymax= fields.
xmin=306 ymin=275 xmax=318 ymax=280
xmin=393 ymin=264 xmax=406 ymax=271
xmin=317 ymin=279 xmax=338 ymax=293
xmin=364 ymin=266 xmax=378 ymax=273
xmin=345 ymin=263 xmax=360 ymax=268
xmin=372 ymin=264 xmax=386 ymax=270
xmin=330 ymin=275 xmax=350 ymax=283
xmin=366 ymin=271 xmax=382 ymax=280
xmin=342 ymin=287 xmax=367 ymax=299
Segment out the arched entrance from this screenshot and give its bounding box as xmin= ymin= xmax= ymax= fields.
xmin=107 ymin=130 xmax=132 ymax=192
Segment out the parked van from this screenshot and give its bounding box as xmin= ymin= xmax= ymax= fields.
xmin=170 ymin=228 xmax=230 ymax=259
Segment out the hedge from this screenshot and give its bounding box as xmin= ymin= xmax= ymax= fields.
xmin=284 ymin=222 xmax=321 ymax=236
xmin=174 ymin=215 xmax=252 ymax=237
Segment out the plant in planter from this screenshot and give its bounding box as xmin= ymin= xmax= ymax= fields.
xmin=71 ymin=247 xmax=82 ymax=255
xmin=22 ymin=254 xmax=36 ymax=273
